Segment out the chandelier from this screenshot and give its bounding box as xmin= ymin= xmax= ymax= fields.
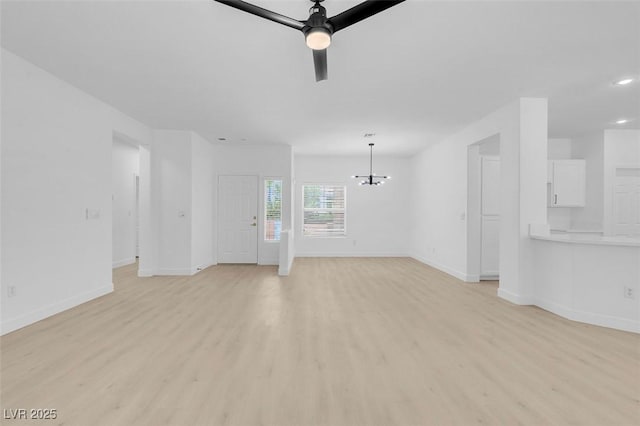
xmin=352 ymin=143 xmax=390 ymax=186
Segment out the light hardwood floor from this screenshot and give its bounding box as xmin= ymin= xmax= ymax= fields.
xmin=1 ymin=258 xmax=639 ymax=426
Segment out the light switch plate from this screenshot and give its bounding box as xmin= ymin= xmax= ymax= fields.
xmin=86 ymin=208 xmax=101 ymax=220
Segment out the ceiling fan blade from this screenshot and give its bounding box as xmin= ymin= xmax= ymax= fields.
xmin=328 ymin=0 xmax=406 ymax=33
xmin=313 ymin=49 xmax=328 ymax=82
xmin=214 ymin=0 xmax=305 ymax=31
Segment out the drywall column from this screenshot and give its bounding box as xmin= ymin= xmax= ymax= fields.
xmin=153 ymin=130 xmax=215 ymax=275
xmin=190 ymin=132 xmax=214 ymax=272
xmin=278 ymin=150 xmax=296 ymax=275
xmin=466 ymin=144 xmax=482 ymax=281
xmin=281 ymin=145 xmax=294 ymax=234
xmin=153 ymin=130 xmax=193 ymax=275
xmin=497 ymin=99 xmax=548 ymax=303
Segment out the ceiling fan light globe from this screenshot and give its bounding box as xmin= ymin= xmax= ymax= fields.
xmin=306 ymin=28 xmax=331 ymax=50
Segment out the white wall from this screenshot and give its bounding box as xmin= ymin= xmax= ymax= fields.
xmin=152 ymin=130 xmax=215 ymax=275
xmin=294 ymin=155 xmax=410 ymax=257
xmin=410 ymin=98 xmax=548 ymax=304
xmin=112 ymin=138 xmax=139 ymax=267
xmin=191 ymin=132 xmax=214 ymax=272
xmin=571 ymin=132 xmax=604 ymax=231
xmin=548 ymin=138 xmax=572 ymax=159
xmin=212 ymin=144 xmax=293 ymax=265
xmin=603 ymin=129 xmax=640 ymax=235
xmin=153 ymin=130 xmax=192 ymax=274
xmin=1 ymin=49 xmax=152 ymax=335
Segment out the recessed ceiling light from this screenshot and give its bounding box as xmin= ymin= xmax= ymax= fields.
xmin=616 ymin=119 xmax=629 ymax=124
xmin=614 ymin=78 xmax=634 ymax=86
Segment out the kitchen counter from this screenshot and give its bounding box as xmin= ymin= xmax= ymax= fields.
xmin=528 ymin=226 xmax=639 ymax=333
xmin=530 ymin=231 xmax=640 ymax=247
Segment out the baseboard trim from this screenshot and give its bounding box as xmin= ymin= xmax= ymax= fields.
xmin=410 ymin=255 xmax=476 ymax=282
xmin=497 ymin=288 xmax=534 ymax=305
xmin=534 ymin=297 xmax=639 ymax=334
xmin=156 ymin=268 xmax=194 ymax=276
xmin=139 ymin=263 xmax=218 ymax=277
xmin=480 ymin=274 xmax=499 ymax=281
xmin=191 ymin=262 xmax=214 ymax=275
xmin=138 ymin=269 xmax=153 ymax=277
xmin=297 ymin=252 xmax=409 ymax=258
xmin=1 ymin=284 xmax=113 ymax=336
xmin=112 ymin=257 xmax=136 ymax=268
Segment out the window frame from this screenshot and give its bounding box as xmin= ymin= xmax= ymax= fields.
xmin=302 ymin=184 xmax=347 ymax=238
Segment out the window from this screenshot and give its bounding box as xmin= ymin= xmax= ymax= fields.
xmin=265 ymin=179 xmax=282 ymax=241
xmin=303 ymin=185 xmax=346 ymax=237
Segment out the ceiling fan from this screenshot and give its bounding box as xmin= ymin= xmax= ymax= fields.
xmin=213 ymin=0 xmax=406 ymax=81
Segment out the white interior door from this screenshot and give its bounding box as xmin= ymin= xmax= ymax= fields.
xmin=480 ymin=157 xmax=500 ymax=278
xmin=218 ymin=175 xmax=258 ymax=263
xmin=481 ymin=216 xmax=500 ymax=276
xmin=613 ymin=172 xmax=640 ymax=236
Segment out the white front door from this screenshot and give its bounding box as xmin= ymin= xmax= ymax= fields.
xmin=218 ymin=175 xmax=259 ymax=263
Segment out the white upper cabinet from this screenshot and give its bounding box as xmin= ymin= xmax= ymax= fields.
xmin=548 ymin=160 xmax=586 ymax=207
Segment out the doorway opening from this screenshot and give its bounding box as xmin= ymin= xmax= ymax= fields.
xmin=112 ymin=134 xmax=140 ymax=269
xmin=467 ymin=134 xmax=501 ymax=281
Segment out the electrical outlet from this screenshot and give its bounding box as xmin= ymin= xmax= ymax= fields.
xmin=623 ymin=286 xmax=635 ymax=300
xmin=7 ymin=286 xmax=16 ymax=298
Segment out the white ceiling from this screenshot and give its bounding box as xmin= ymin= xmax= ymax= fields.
xmin=2 ymin=0 xmax=639 ymax=156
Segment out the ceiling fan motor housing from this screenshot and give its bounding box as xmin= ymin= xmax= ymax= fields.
xmin=303 ymin=1 xmax=334 ymax=40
